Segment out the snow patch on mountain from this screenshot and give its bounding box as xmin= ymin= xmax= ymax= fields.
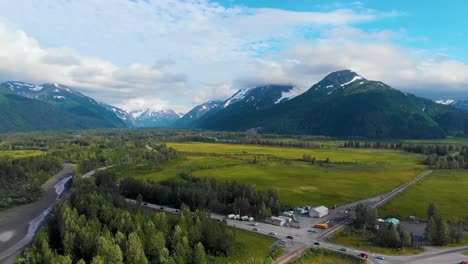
xmin=340 ymin=75 xmax=363 ymax=87
xmin=435 ymin=99 xmax=456 ymax=105
xmin=275 ymin=87 xmax=301 ymax=104
xmin=224 ymin=89 xmax=249 ymax=108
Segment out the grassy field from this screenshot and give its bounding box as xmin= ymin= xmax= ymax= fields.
xmin=0 ymin=150 xmax=43 ymax=158
xmin=115 ymin=142 xmax=426 ymax=207
xmin=329 ymin=229 xmax=424 ymax=256
xmin=380 ymin=170 xmax=468 ymax=220
xmin=214 ymin=228 xmax=276 ymax=263
xmin=291 ymin=248 xmax=363 ymax=264
xmin=463 ymin=251 xmax=468 ymax=256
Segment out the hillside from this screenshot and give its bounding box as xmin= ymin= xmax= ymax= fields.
xmin=179 ymin=84 xmax=299 ymax=128
xmin=176 ymin=100 xmax=222 ymax=127
xmin=189 ymin=70 xmax=468 ymax=139
xmin=0 ymin=84 xmax=126 ymax=132
xmin=3 ymin=82 xmax=126 ymax=128
xmin=0 ymin=85 xmax=88 ymax=132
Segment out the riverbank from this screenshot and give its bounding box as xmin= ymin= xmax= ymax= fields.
xmin=0 ymin=163 xmax=74 ymax=264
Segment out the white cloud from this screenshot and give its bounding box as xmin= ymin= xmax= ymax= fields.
xmin=0 ymin=0 xmax=467 ymax=113
xmin=0 ymin=23 xmax=188 ymax=107
xmin=236 ymin=39 xmax=468 ymax=95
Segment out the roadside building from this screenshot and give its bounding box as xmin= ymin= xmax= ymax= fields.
xmin=265 ymin=216 xmax=287 ymax=226
xmin=309 ymin=206 xmax=328 ymax=218
xmin=384 ymin=218 xmax=400 ymax=225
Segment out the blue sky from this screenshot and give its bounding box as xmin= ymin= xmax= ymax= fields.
xmin=0 ymin=0 xmax=467 ymax=111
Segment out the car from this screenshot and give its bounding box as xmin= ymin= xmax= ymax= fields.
xmin=375 ymin=255 xmax=385 ymax=260
xmin=313 ymin=241 xmax=320 ymax=246
xmin=339 ymin=247 xmax=348 ymax=252
xmin=268 ymin=232 xmax=277 ymax=236
xmin=175 ymin=209 xmax=180 ymax=213
xmin=308 ymin=228 xmax=318 ymax=233
xmin=460 ymin=261 xmax=468 ymax=264
xmin=160 ymin=206 xmax=164 ymax=210
xmin=143 ymin=202 xmax=147 ymax=205
xmin=253 ymin=228 xmax=258 ymax=231
xmin=360 ymin=253 xmax=368 ymax=258
xmin=286 ymin=235 xmax=293 ymax=239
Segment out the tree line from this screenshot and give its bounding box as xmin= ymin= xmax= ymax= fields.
xmin=424 ymin=203 xmax=464 ymax=246
xmin=343 ymin=141 xmax=468 ymax=170
xmin=352 ymin=202 xmax=465 ymax=248
xmin=18 ymin=173 xmax=236 ymax=264
xmin=353 ymin=203 xmax=415 ymax=249
xmin=120 ymin=173 xmax=281 ymax=218
xmin=76 ymin=143 xmax=178 ymax=174
xmin=423 ymin=146 xmax=468 ymax=169
xmin=0 ymin=155 xmax=61 ymax=208
xmin=343 ymin=141 xmax=459 ymax=155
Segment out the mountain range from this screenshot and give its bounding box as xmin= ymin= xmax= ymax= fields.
xmin=0 ymin=82 xmax=183 ymax=131
xmin=2 ymin=70 xmax=468 ymax=138
xmin=179 ymin=70 xmax=468 ymax=139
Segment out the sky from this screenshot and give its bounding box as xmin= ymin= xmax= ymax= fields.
xmin=0 ymin=0 xmax=467 ymax=112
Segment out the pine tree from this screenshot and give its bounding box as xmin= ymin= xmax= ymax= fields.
xmin=427 ymin=202 xmax=439 ymax=219
xmin=96 ymin=236 xmax=123 ymax=264
xmin=125 ymin=232 xmax=148 ymax=264
xmin=193 ymin=242 xmax=207 ymax=264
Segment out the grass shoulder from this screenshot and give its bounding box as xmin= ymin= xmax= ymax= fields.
xmin=432 ymin=235 xmax=468 ymax=249
xmin=213 ymin=229 xmax=278 ymax=263
xmin=291 ymin=248 xmax=364 ymax=264
xmin=328 ymin=228 xmax=424 ymax=256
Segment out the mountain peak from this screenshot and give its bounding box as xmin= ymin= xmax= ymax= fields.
xmin=309 ymin=69 xmax=366 ymax=95
xmin=322 ymin=70 xmax=364 ymax=86
xmin=130 ymin=108 xmax=180 ymax=127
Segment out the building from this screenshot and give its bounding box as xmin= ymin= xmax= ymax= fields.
xmin=265 ymin=216 xmax=287 ymax=226
xmin=384 ymin=218 xmax=400 ymax=225
xmin=309 ymin=206 xmax=328 ymax=218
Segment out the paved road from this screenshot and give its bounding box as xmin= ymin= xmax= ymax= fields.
xmin=0 ymin=163 xmax=75 ymax=264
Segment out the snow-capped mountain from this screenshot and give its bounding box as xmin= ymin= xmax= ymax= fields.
xmin=175 ymin=100 xmax=222 ymax=127
xmin=222 ymin=85 xmax=299 ymax=109
xmin=435 ymin=99 xmax=468 ymax=110
xmin=130 ymin=108 xmax=181 ymax=128
xmin=1 ymin=81 xmax=127 ymax=129
xmin=100 ymin=103 xmax=135 ymax=126
xmin=309 ymin=69 xmax=366 ymax=96
xmin=2 ymin=82 xmax=86 ymax=99
xmin=177 ymin=84 xmax=301 ymax=128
